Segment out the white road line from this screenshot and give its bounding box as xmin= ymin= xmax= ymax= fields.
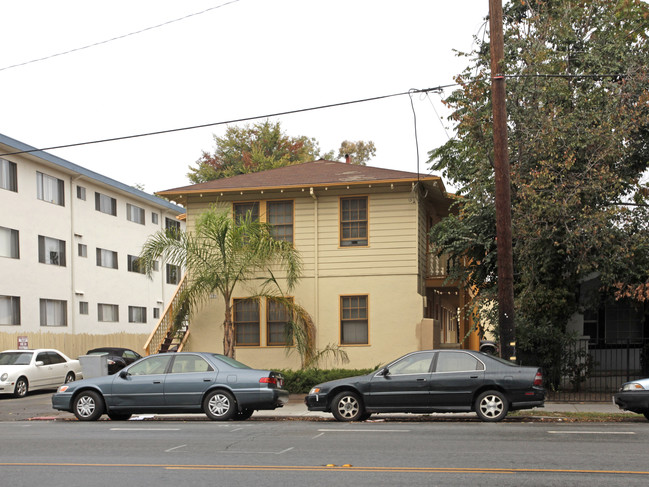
xmin=311 ymin=432 xmax=325 ymax=439
xmin=547 ymin=431 xmax=636 ymax=435
xmin=317 ymin=429 xmax=410 ymax=433
xmin=278 ymin=447 xmax=294 ymax=454
xmin=165 ymin=444 xmax=187 ymax=452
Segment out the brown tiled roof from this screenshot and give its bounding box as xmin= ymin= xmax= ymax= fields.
xmin=158 ymin=159 xmax=441 ymax=196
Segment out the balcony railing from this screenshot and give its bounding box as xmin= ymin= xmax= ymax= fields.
xmin=427 ymin=252 xmax=456 ymax=278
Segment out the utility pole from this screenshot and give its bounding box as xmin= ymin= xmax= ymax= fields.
xmin=489 ymin=0 xmax=516 ymax=361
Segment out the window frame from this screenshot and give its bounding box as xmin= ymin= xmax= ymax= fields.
xmin=233 ymin=298 xmax=260 ymax=346
xmin=0 ymin=226 xmax=19 ymax=259
xmin=267 ymin=200 xmax=294 ymax=244
xmin=36 ymin=171 xmax=65 ymax=206
xmin=339 ymin=196 xmax=369 ymax=247
xmin=127 ymin=255 xmax=145 ymax=274
xmin=126 ymin=203 xmax=145 ymax=225
xmin=0 ymin=158 xmax=18 ymax=192
xmin=0 ymin=295 xmax=21 ymax=325
xmin=95 ymin=192 xmax=117 ymax=216
xmin=98 ymin=303 xmax=119 ymax=323
xmin=38 ymin=235 xmax=66 ymax=266
xmin=266 ymin=297 xmax=294 ymax=347
xmin=128 ymin=306 xmax=147 ymax=323
xmin=96 ymin=247 xmax=118 ymax=269
xmin=166 ymin=263 xmax=180 ymax=284
xmin=76 ymin=185 xmax=86 ymax=200
xmin=340 ymin=295 xmax=369 ymax=345
xmin=233 ymin=201 xmax=260 ymax=224
xmin=39 ymin=298 xmax=68 ymax=327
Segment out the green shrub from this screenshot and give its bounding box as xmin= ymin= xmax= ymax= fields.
xmin=278 ymin=367 xmax=378 ymax=394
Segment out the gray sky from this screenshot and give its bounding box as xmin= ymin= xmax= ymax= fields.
xmin=1 ymin=0 xmax=488 ymax=194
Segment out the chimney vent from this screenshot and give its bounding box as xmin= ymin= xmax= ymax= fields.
xmin=345 ymin=154 xmax=351 ymax=164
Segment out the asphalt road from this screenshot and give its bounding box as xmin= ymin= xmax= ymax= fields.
xmin=1 ymin=418 xmax=649 ymax=486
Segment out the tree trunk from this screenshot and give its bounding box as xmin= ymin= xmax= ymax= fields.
xmin=223 ymin=295 xmax=235 ymax=358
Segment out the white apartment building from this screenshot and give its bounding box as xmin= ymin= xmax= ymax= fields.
xmin=0 ymin=133 xmax=185 ymax=356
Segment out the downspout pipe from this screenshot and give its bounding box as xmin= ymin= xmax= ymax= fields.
xmin=310 ymin=188 xmax=319 ymax=332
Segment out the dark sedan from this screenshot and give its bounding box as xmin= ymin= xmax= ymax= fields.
xmin=613 ymin=377 xmax=649 ymax=420
xmin=52 ymin=352 xmax=288 ymax=421
xmin=305 ymin=349 xmax=545 ymax=422
xmin=85 ymin=347 xmax=142 ymax=374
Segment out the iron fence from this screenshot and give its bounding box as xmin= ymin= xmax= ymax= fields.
xmin=547 ymin=338 xmax=649 ymax=402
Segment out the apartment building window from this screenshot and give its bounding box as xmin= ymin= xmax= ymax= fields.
xmin=267 ymin=298 xmax=293 ymax=346
xmin=78 ymin=244 xmax=87 ymax=257
xmin=96 ymin=248 xmax=118 ymax=269
xmin=40 ymin=299 xmax=67 ymax=327
xmin=340 ymin=197 xmax=368 ymax=246
xmin=0 ymin=159 xmax=17 ymax=192
xmin=152 ymin=212 xmax=159 ymax=224
xmin=165 ymin=217 xmax=181 ymax=239
xmin=98 ymin=303 xmax=119 ymax=322
xmin=153 ymin=307 xmax=160 ymax=319
xmin=340 ymin=295 xmax=369 ymax=344
xmin=0 ymin=295 xmax=20 ymax=325
xmin=127 ymin=255 xmax=145 ymax=274
xmin=37 ymin=172 xmax=64 ymax=206
xmin=128 ymin=306 xmax=147 ymax=323
xmin=0 ymin=226 xmax=19 ymax=259
xmin=79 ymin=301 xmax=89 ymax=315
xmin=38 ymin=236 xmax=66 ymax=266
xmin=127 ymin=203 xmax=145 ymax=224
xmin=95 ymin=192 xmax=117 ymax=216
xmin=166 ymin=263 xmax=180 ymax=284
xmin=233 ymin=202 xmax=259 ymax=224
xmin=267 ymin=200 xmax=293 ymax=243
xmin=233 ymin=299 xmax=260 ymax=346
xmin=152 ymin=260 xmax=160 ymax=271
xmin=76 ymin=186 xmax=86 ymax=200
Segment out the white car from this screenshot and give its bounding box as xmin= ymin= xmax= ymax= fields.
xmin=0 ymin=349 xmax=83 ymax=398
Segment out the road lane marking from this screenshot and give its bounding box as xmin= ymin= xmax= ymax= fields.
xmin=317 ymin=429 xmax=410 ymax=433
xmin=165 ymin=445 xmax=187 ymax=452
xmin=547 ymin=431 xmax=636 ymax=435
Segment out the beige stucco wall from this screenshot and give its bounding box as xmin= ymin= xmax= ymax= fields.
xmin=180 ymin=184 xmax=429 ymax=370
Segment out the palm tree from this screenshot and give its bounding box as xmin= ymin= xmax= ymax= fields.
xmin=139 ymin=206 xmax=301 ymax=358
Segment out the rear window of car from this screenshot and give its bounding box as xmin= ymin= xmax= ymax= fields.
xmin=209 ymin=354 xmax=251 ymax=369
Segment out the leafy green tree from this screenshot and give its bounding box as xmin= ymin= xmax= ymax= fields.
xmin=187 ymin=120 xmax=321 ymax=183
xmin=322 ymin=140 xmax=377 ymax=165
xmin=428 ymin=0 xmax=649 ymax=379
xmin=139 ymin=207 xmax=302 ymax=359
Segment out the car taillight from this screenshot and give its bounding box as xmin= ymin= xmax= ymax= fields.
xmin=533 ymin=370 xmax=543 ymax=387
xmin=260 ymin=377 xmax=277 ymax=386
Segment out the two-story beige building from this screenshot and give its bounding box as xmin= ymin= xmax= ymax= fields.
xmin=155 ymin=160 xmax=477 ymax=369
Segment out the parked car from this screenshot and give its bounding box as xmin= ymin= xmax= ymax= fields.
xmin=613 ymin=377 xmax=649 ymax=420
xmin=305 ymin=349 xmax=545 ymax=422
xmin=0 ymin=349 xmax=83 ymax=398
xmin=52 ymin=352 xmax=288 ymax=421
xmin=85 ymin=347 xmax=142 ymax=374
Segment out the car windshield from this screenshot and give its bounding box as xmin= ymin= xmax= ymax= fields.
xmin=210 ymin=354 xmax=251 ymax=369
xmin=0 ymin=351 xmax=33 ymax=365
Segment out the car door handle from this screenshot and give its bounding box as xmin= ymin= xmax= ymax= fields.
xmin=416 ymin=378 xmax=426 ymax=382
xmin=203 ymin=379 xmax=212 ymax=382
xmin=153 ymin=380 xmax=161 ymax=384
xmin=470 ymin=376 xmax=479 ymax=379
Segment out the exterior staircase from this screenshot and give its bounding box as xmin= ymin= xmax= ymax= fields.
xmin=143 ymin=274 xmax=190 ymax=355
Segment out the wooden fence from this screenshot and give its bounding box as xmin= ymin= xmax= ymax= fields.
xmin=0 ymin=332 xmax=149 ymax=360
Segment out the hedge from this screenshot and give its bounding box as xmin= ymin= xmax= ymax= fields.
xmin=277 ymin=368 xmax=377 ymax=394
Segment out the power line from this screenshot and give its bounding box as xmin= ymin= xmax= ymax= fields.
xmin=0 ymin=1 xmax=240 ymax=73
xmin=0 ymin=85 xmax=455 ymax=158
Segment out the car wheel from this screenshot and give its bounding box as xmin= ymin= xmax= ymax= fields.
xmin=73 ymin=390 xmax=105 ymax=421
xmin=107 ymin=412 xmax=132 ymax=421
xmin=233 ymin=408 xmax=254 ymax=421
xmin=475 ymin=390 xmax=509 ymax=422
xmin=643 ymin=412 xmax=649 ymax=421
xmin=13 ymin=377 xmax=28 ymax=398
xmin=331 ymin=391 xmax=364 ymax=422
xmin=203 ymin=390 xmax=236 ymax=421
xmin=359 ymin=412 xmax=372 ymax=421
xmin=65 ymin=372 xmax=76 ymax=383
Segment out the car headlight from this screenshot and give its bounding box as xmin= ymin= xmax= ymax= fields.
xmin=622 ymin=382 xmax=646 ymax=391
xmin=0 ymin=373 xmax=7 ymax=382
xmin=309 ymin=387 xmax=321 ymax=395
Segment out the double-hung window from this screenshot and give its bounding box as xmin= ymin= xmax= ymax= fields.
xmin=127 ymin=255 xmax=145 ymax=274
xmin=267 ymin=298 xmax=293 ymax=346
xmin=267 ymin=200 xmax=293 ymax=243
xmin=37 ymin=172 xmax=64 ymax=206
xmin=0 ymin=295 xmax=20 ymax=325
xmin=340 ymin=197 xmax=368 ymax=246
xmin=38 ymin=236 xmax=66 ymax=266
xmin=96 ymin=248 xmax=118 ymax=269
xmin=95 ymin=192 xmax=117 ymax=216
xmin=0 ymin=159 xmax=17 ymax=192
xmin=340 ymin=295 xmax=369 ymax=344
xmin=233 ymin=202 xmax=260 ymax=224
xmin=166 ymin=263 xmax=180 ymax=284
xmin=40 ymin=299 xmax=67 ymax=327
xmin=0 ymin=226 xmax=19 ymax=259
xmin=233 ymin=299 xmax=260 ymax=346
xmin=127 ymin=203 xmax=145 ymax=224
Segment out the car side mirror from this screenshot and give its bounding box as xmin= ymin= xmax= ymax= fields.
xmin=35 ymin=361 xmax=44 ymax=367
xmin=381 ymin=367 xmax=390 ymax=377
xmin=119 ymin=370 xmax=129 ymax=379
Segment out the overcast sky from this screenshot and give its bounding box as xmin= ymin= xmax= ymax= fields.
xmin=1 ymin=0 xmax=488 ymax=194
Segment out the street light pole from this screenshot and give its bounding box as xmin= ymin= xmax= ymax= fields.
xmin=489 ymin=0 xmax=516 ymax=361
